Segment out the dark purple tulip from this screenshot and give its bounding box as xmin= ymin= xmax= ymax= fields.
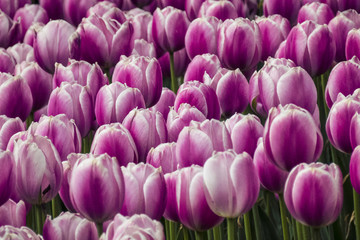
xmin=167 ymin=103 xmax=207 ymax=142
xmin=298 ymin=2 xmax=334 ymax=24
xmin=350 ymin=113 xmax=360 ymax=150
xmin=350 ymin=146 xmax=360 ymax=194
xmin=329 ymin=9 xmax=360 ymax=62
xmin=48 ymin=82 xmax=94 ymax=138
xmin=0 ymin=48 xmax=15 ymax=74
xmin=346 ymin=28 xmax=360 ymax=60
xmin=198 ymin=0 xmax=238 ymax=21
xmin=185 ymin=17 xmax=219 ymax=60
xmin=338 ymin=0 xmax=360 ymax=12
xmin=225 ymin=113 xmax=264 ymax=157
xmin=157 ymin=0 xmax=185 ymax=9
xmin=158 ymin=48 xmax=190 ymax=78
xmin=87 ymin=1 xmax=127 ymax=23
xmin=263 ymin=0 xmax=301 ymax=24
xmin=146 ymin=142 xmax=178 ymax=174
xmin=15 ymin=61 xmax=52 ymax=111
xmin=123 ymin=108 xmax=167 ymax=163
xmin=121 ymin=162 xmax=166 ymax=220
xmin=39 ymin=0 xmax=64 ymax=19
xmin=185 ymin=0 xmax=206 ymax=21
xmin=217 ymin=18 xmax=262 ymax=71
xmin=149 ymin=87 xmax=176 ymax=121
xmin=7 ymin=43 xmax=34 ymax=64
xmin=284 ymin=163 xmax=343 ymax=227
xmin=0 ymin=150 xmax=14 ymax=206
xmin=184 ymin=53 xmax=221 ymax=83
xmin=176 ymin=165 xmax=224 ymax=231
xmin=264 ymin=104 xmax=323 ymax=171
xmin=0 ymin=74 xmax=32 ymax=121
xmin=95 ymin=82 xmax=145 ymax=125
xmin=302 ymin=0 xmax=338 ymax=13
xmin=13 ymin=135 xmax=63 ymax=204
xmin=163 ymin=170 xmax=180 ymax=222
xmin=132 ymin=39 xmax=157 ymax=58
xmin=43 ymin=212 xmax=98 ymax=240
xmin=0 ymin=115 xmax=24 ymax=150
xmin=0 ymin=0 xmax=29 ymax=18
xmin=33 ymin=114 xmax=82 ymax=161
xmin=0 ymin=226 xmax=41 ymax=239
xmin=64 ymin=0 xmax=98 ymax=26
xmin=253 ymin=138 xmax=288 ymax=193
xmin=113 ymin=55 xmax=162 ymax=108
xmin=0 ymin=199 xmax=25 ymax=227
xmin=13 ymin=4 xmax=49 ymax=40
xmin=53 ymin=60 xmax=108 ymax=104
xmin=255 ymin=14 xmax=291 ymax=60
xmin=203 ymin=150 xmax=260 ymax=218
xmin=34 ymin=20 xmax=76 ymax=73
xmin=175 ymin=81 xmax=221 ymax=120
xmin=152 ymin=6 xmax=190 ymax=53
xmin=33 ymin=105 xmax=47 ymax=122
xmin=91 ymin=123 xmax=138 ymax=166
xmin=23 ymin=22 xmax=43 ymax=47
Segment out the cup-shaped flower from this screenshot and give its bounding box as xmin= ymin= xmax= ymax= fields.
xmin=0 ymin=199 xmax=26 ymax=227
xmin=298 ymin=2 xmax=334 ymax=24
xmin=185 ymin=0 xmax=206 ymax=21
xmin=158 ymin=0 xmax=185 ymax=10
xmin=0 ymin=0 xmax=29 ymax=18
xmin=284 ymin=162 xmax=343 ymax=227
xmin=0 ymin=10 xmax=21 ymax=48
xmin=184 ymin=53 xmax=221 ymax=83
xmin=350 ymin=113 xmax=360 ymax=150
xmin=0 ymin=150 xmax=14 ymax=206
xmin=6 ymin=43 xmax=34 ymax=64
xmin=64 ymin=0 xmax=98 ymax=26
xmin=146 ymin=142 xmax=178 ymax=174
xmin=23 ymin=22 xmax=43 ymax=47
xmin=149 ymin=87 xmax=176 ymax=121
xmin=198 ymin=0 xmax=238 ymax=21
xmin=350 ymin=146 xmax=360 ymax=195
xmin=337 ymin=0 xmax=360 ymax=12
xmin=87 ymin=1 xmax=126 ymax=23
xmin=163 ymin=171 xmax=180 ymax=222
xmin=346 ymin=28 xmax=360 ymax=60
xmin=264 ymin=104 xmax=323 ymax=171
xmin=0 ymin=225 xmax=41 ymax=240
xmin=126 ymin=10 xmax=152 ymax=43
xmin=0 ymin=115 xmax=24 ymax=150
xmin=263 ymin=0 xmax=301 ymax=24
xmin=69 ymin=154 xmax=125 ymax=223
xmin=0 ymin=48 xmax=15 ymax=74
xmin=43 ymin=212 xmax=98 ymax=240
xmin=39 ymin=0 xmax=64 ymax=20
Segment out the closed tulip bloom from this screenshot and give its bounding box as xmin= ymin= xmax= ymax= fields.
xmin=284 ymin=163 xmax=343 ymax=227
xmin=149 ymin=87 xmax=176 ymax=121
xmin=64 ymin=0 xmax=98 ymax=26
xmin=7 ymin=43 xmax=34 ymax=64
xmin=264 ymin=104 xmax=323 ymax=171
xmin=95 ymin=82 xmax=145 ymax=125
xmin=0 ymin=225 xmax=41 ymax=239
xmin=338 ymin=0 xmax=360 ymax=12
xmin=350 ymin=113 xmax=360 ymax=150
xmin=203 ymin=150 xmax=260 ymax=218
xmin=185 ymin=17 xmax=219 ymax=60
xmin=263 ymin=0 xmax=301 ymax=24
xmin=158 ymin=48 xmax=190 ymax=78
xmin=298 ymin=2 xmax=334 ymax=24
xmin=350 ymin=146 xmax=360 ymax=194
xmin=70 ymin=154 xmax=125 ymax=223
xmin=175 ymin=81 xmax=220 ymax=120
xmin=0 ymin=150 xmax=14 ymax=206
xmin=0 ymin=115 xmax=24 ymax=150
xmin=127 ymin=11 xmax=152 ymax=43
xmin=147 ymin=142 xmax=178 ymax=175
xmin=33 ymin=114 xmax=82 ymax=161
xmin=302 ymin=0 xmax=338 ymax=13
xmin=39 ymin=0 xmax=63 ymax=19
xmin=13 ymin=135 xmax=63 ymax=204
xmin=163 ymin=171 xmax=180 ymax=222
xmin=0 ymin=199 xmax=26 ymax=227
xmin=176 ymin=165 xmax=224 ymax=231
xmin=152 ymin=6 xmax=190 ymax=53
xmin=184 ymin=54 xmax=221 ymax=83
xmin=0 ymin=10 xmax=21 ymax=48
xmin=43 ymin=212 xmax=98 ymax=240
xmin=87 ymin=2 xmax=126 ymax=23
xmin=255 ymin=14 xmax=291 ymax=60
xmin=132 ymin=39 xmax=157 ymax=58
xmin=113 ymin=55 xmax=162 ymax=108
xmin=15 ymin=61 xmax=52 ymax=111
xmin=253 ymin=138 xmax=288 ymax=193
xmin=47 ymin=82 xmax=94 ymax=138
xmin=0 ymin=74 xmax=32 ymax=121
xmin=158 ymin=0 xmax=184 ymax=10
xmin=346 ymin=28 xmax=360 ymax=60
xmin=185 ymin=0 xmax=206 ymax=21
xmin=123 ymin=108 xmax=167 ymax=163
xmin=274 ymin=40 xmax=286 ymax=58
xmin=0 ymin=0 xmax=29 ymax=18
xmin=23 ymin=22 xmax=43 ymax=47
xmin=218 ymin=18 xmax=262 ymax=71
xmin=0 ymin=48 xmax=15 ymax=74
xmin=198 ymin=0 xmax=238 ymax=21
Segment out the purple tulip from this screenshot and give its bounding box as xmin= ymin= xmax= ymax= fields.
xmin=350 ymin=146 xmax=360 ymax=194
xmin=185 ymin=17 xmax=219 ymax=60
xmin=163 ymin=170 xmax=180 ymax=222
xmin=198 ymin=0 xmax=238 ymax=21
xmin=0 ymin=115 xmax=24 ymax=150
xmin=0 ymin=150 xmax=14 ymax=206
xmin=113 ymin=55 xmax=162 ymax=108
xmin=185 ymin=0 xmax=206 ymax=21
xmin=203 ymin=150 xmax=260 ymax=218
xmin=64 ymin=0 xmax=98 ymax=26
xmin=0 ymin=48 xmax=15 ymax=74
xmin=176 ymin=165 xmax=224 ymax=231
xmin=255 ymin=14 xmax=291 ymax=61
xmin=284 ymin=162 xmax=343 ymax=227
xmin=127 ymin=11 xmax=152 ymax=43
xmin=132 ymin=39 xmax=157 ymax=58
xmin=152 ymin=6 xmax=190 ymax=53
xmin=253 ymin=138 xmax=288 ymax=193
xmin=217 ymin=18 xmax=262 ymax=71
xmin=184 ymin=53 xmax=221 ymax=83
xmin=158 ymin=0 xmax=184 ymax=9
xmin=263 ymin=0 xmax=301 ymax=24
xmin=0 ymin=74 xmax=32 ymax=121
xmin=95 ymin=82 xmax=146 ymax=125
xmin=302 ymin=0 xmax=338 ymax=13
xmin=123 ymin=108 xmax=167 ymax=163
xmin=43 ymin=212 xmax=98 ymax=240
xmin=69 ymin=153 xmax=125 ymax=223
xmin=0 ymin=199 xmax=25 ymax=227
xmin=149 ymin=87 xmax=176 ymax=121
xmin=13 ymin=134 xmax=62 ymax=204
xmin=7 ymin=43 xmax=34 ymax=64
xmin=175 ymin=81 xmax=220 ymax=120
xmin=298 ymin=2 xmax=334 ymax=24
xmin=87 ymin=2 xmax=126 ymax=23
xmin=23 ymin=22 xmax=43 ymax=47
xmin=33 ymin=114 xmax=82 ymax=161
xmin=346 ymin=28 xmax=360 ymax=61
xmin=47 ymin=82 xmax=94 ymax=138
xmin=328 ymin=9 xmax=360 ymax=62
xmin=39 ymin=0 xmax=63 ymax=19
xmin=350 ymin=113 xmax=360 ymax=150
xmin=146 ymin=142 xmax=178 ymax=174
xmin=0 ymin=0 xmax=29 ymax=18
xmin=264 ymin=104 xmax=323 ymax=171
xmin=158 ymin=48 xmax=190 ymax=78
xmin=34 ymin=20 xmax=76 ymax=73
xmin=338 ymin=0 xmax=360 ymax=12
xmin=274 ymin=40 xmax=286 ymax=58
xmin=0 ymin=225 xmax=41 ymax=239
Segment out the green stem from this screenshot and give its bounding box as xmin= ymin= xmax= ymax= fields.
xmin=34 ymin=204 xmax=43 ymax=235
xmin=353 ymin=188 xmax=360 ymax=240
xmin=320 ymin=74 xmax=329 ymax=117
xmin=244 ymin=212 xmax=252 ymax=240
xmin=213 ymin=225 xmax=222 ymax=240
xmin=26 ymin=112 xmax=34 ymax=129
xmin=195 ymin=231 xmax=208 ymax=240
xmin=296 ymin=221 xmax=303 ymax=240
xmin=252 ymin=205 xmax=262 ymax=240
xmin=51 ymin=195 xmax=62 ymax=218
xmin=96 ymin=222 xmax=103 ymax=237
xmin=169 ymin=52 xmax=178 ymax=93
xmin=279 ymin=194 xmax=290 ymax=240
xmin=169 ymin=220 xmax=177 ymax=240
xmin=165 ymin=220 xmax=170 ymax=240
xmin=302 ymin=225 xmax=311 ymax=240
xmin=227 ymin=218 xmax=236 ymax=240
xmin=26 ymin=205 xmax=35 ymax=231
xmin=183 ymin=227 xmax=189 ymax=240
xmin=81 ymin=131 xmax=93 ymax=153
xmin=311 ymin=227 xmax=321 ymax=240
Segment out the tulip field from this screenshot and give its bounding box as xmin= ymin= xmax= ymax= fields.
xmin=2 ymin=0 xmax=360 ymax=239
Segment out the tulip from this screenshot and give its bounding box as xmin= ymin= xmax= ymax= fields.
xmin=198 ymin=0 xmax=238 ymax=21
xmin=158 ymin=48 xmax=190 ymax=79
xmin=87 ymin=2 xmax=126 ymax=23
xmin=158 ymin=0 xmax=184 ymax=10
xmin=34 ymin=20 xmax=76 ymax=73
xmin=95 ymin=82 xmax=145 ymax=125
xmin=47 ymin=82 xmax=94 ymax=138
xmin=203 ymin=150 xmax=260 ymax=218
xmin=0 ymin=0 xmax=29 ymax=18
xmin=64 ymin=0 xmax=98 ymax=26
xmin=346 ymin=28 xmax=360 ymax=60
xmin=255 ymin=14 xmax=291 ymax=60
xmin=185 ymin=17 xmax=219 ymax=60
xmin=23 ymin=22 xmax=43 ymax=47
xmin=163 ymin=171 xmax=180 ymax=222
xmin=69 ymin=154 xmax=125 ymax=223
xmin=43 ymin=212 xmax=98 ymax=240
xmin=185 ymin=0 xmax=206 ymax=21
xmin=298 ymin=2 xmax=334 ymax=24
xmin=253 ymin=138 xmax=288 ymax=193
xmin=274 ymin=40 xmax=286 ymax=58
xmin=0 ymin=150 xmax=14 ymax=206
xmin=176 ymin=165 xmax=224 ymax=231
xmin=184 ymin=53 xmax=221 ymax=83
xmin=0 ymin=199 xmax=26 ymax=227
xmin=0 ymin=225 xmax=41 ymax=239
xmin=284 ymin=162 xmax=343 ymax=227
xmin=338 ymin=0 xmax=360 ymax=12
xmin=132 ymin=39 xmax=157 ymax=58
xmin=0 ymin=48 xmax=15 ymax=74
xmin=7 ymin=43 xmax=34 ymax=64
xmin=263 ymin=104 xmax=323 ymax=171
xmin=13 ymin=135 xmax=62 ymax=204
xmin=149 ymin=87 xmax=176 ymax=121
xmin=113 ymin=55 xmax=162 ymax=108
xmin=217 ymin=18 xmax=262 ymax=71
xmin=123 ymin=108 xmax=167 ymax=163
xmin=350 ymin=113 xmax=360 ymax=150
xmin=146 ymin=142 xmax=178 ymax=175
xmin=121 ymin=162 xmax=166 ymax=220
xmin=302 ymin=0 xmax=338 ymax=13
xmin=0 ymin=115 xmax=24 ymax=150
xmin=127 ymin=11 xmax=152 ymax=43
xmin=39 ymin=0 xmax=64 ymax=19
xmin=263 ymin=0 xmax=301 ymax=24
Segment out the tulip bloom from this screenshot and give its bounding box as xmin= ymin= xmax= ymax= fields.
xmin=163 ymin=171 xmax=180 ymax=222
xmin=0 ymin=199 xmax=26 ymax=227
xmin=184 ymin=54 xmax=221 ymax=83
xmin=346 ymin=28 xmax=360 ymax=60
xmin=7 ymin=43 xmax=34 ymax=64
xmin=0 ymin=115 xmax=24 ymax=150
xmin=350 ymin=146 xmax=360 ymax=196
xmin=198 ymin=0 xmax=238 ymax=21
xmin=0 ymin=0 xmax=29 ymax=18
xmin=146 ymin=142 xmax=178 ymax=174
xmin=0 ymin=226 xmax=41 ymax=239
xmin=0 ymin=10 xmax=21 ymax=48
xmin=297 ymin=2 xmax=334 ymax=25
xmin=149 ymin=87 xmax=176 ymax=121
xmin=0 ymin=150 xmax=14 ymax=206
xmin=0 ymin=48 xmax=15 ymax=74
xmin=263 ymin=0 xmax=301 ymax=24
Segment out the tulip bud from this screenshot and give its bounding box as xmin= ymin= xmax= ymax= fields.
xmin=39 ymin=0 xmax=64 ymax=19
xmin=0 ymin=199 xmax=26 ymax=227
xmin=263 ymin=0 xmax=301 ymax=24
xmin=0 ymin=10 xmax=21 ymax=48
xmin=298 ymin=2 xmax=334 ymax=24
xmin=338 ymin=0 xmax=360 ymax=12
xmin=0 ymin=151 xmax=14 ymax=206
xmin=350 ymin=146 xmax=360 ymax=195
xmin=149 ymin=87 xmax=176 ymax=121
xmin=0 ymin=48 xmax=15 ymax=74
xmin=7 ymin=43 xmax=34 ymax=64
xmin=88 ymin=2 xmax=126 ymax=23
xmin=158 ymin=0 xmax=184 ymax=10
xmin=198 ymin=0 xmax=238 ymax=21
xmin=64 ymin=0 xmax=98 ymax=26
xmin=184 ymin=53 xmax=221 ymax=83
xmin=0 ymin=0 xmax=29 ymax=18
xmin=127 ymin=11 xmax=152 ymax=43
xmin=346 ymin=28 xmax=360 ymax=61
xmin=0 ymin=225 xmax=41 ymax=239
xmin=147 ymin=142 xmax=178 ymax=174
xmin=132 ymin=39 xmax=157 ymax=58
xmin=185 ymin=0 xmax=206 ymax=21
xmin=163 ymin=170 xmax=180 ymax=222
xmin=23 ymin=22 xmax=43 ymax=47
xmin=0 ymin=115 xmax=24 ymax=150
